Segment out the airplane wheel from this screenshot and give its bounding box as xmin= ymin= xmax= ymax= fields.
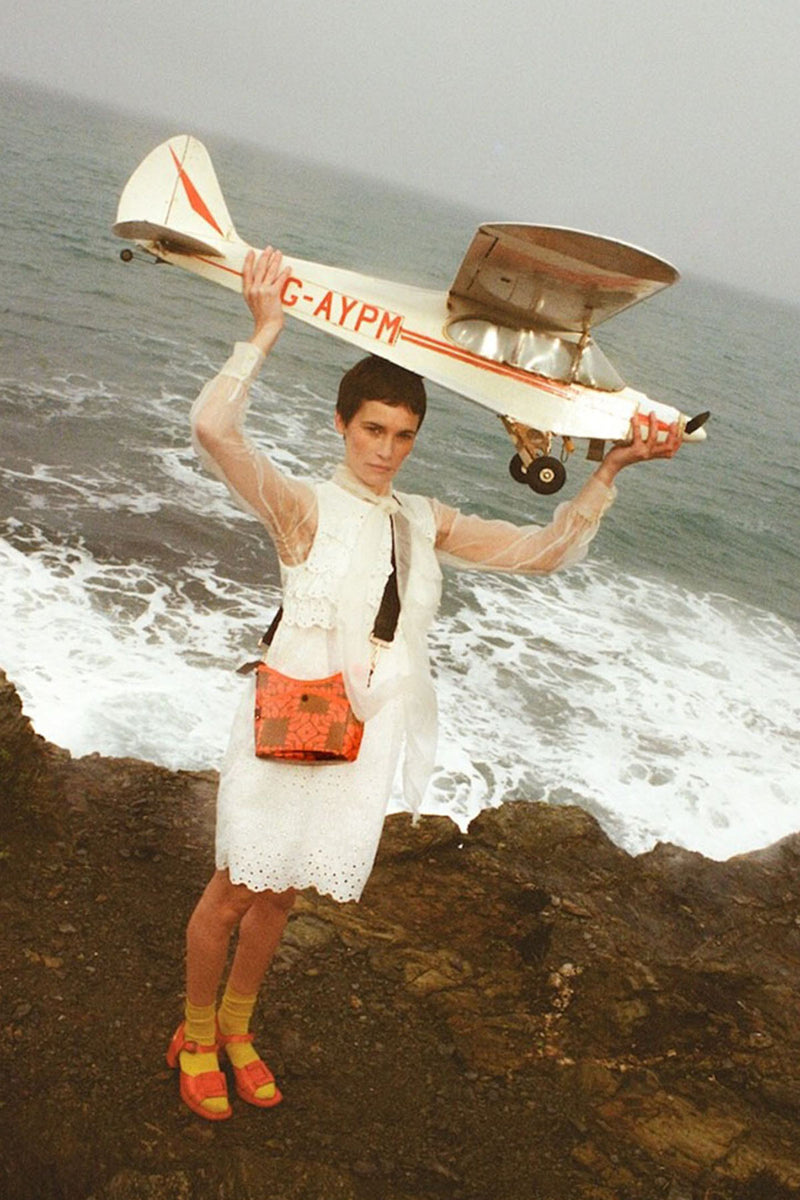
xmin=509 ymin=454 xmax=528 ymax=484
xmin=527 ymin=456 xmax=566 ymax=495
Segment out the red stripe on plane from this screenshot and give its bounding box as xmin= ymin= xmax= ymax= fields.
xmin=170 ymin=148 xmax=225 ymax=237
xmin=195 ymin=256 xmax=243 ymax=277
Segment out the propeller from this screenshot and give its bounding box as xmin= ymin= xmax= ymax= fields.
xmin=685 ymin=411 xmax=711 ymax=435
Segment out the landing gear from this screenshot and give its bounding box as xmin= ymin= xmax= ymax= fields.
xmin=509 ymin=454 xmax=528 ymax=484
xmin=508 ymin=452 xmax=567 ymax=494
xmin=503 ymin=418 xmax=571 ymax=495
xmin=526 ymin=456 xmax=566 ymax=495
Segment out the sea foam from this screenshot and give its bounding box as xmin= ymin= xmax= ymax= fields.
xmin=2 ymin=524 xmax=797 ymax=862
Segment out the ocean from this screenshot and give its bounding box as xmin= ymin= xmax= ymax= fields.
xmin=1 ymin=79 xmax=798 ymax=860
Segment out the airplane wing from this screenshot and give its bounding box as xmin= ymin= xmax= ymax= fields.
xmin=448 ymin=224 xmax=679 ymax=334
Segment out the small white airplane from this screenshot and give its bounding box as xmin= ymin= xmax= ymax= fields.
xmin=113 ymin=135 xmax=708 ymax=494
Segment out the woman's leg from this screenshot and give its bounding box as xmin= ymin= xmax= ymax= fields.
xmin=170 ymin=869 xmax=258 ymax=1119
xmin=227 ymin=886 xmax=296 ymax=994
xmin=217 ymin=887 xmax=296 ymax=1105
xmin=185 ymin=868 xmax=259 ymax=1005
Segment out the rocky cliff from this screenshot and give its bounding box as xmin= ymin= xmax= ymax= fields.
xmin=1 ymin=669 xmax=799 ymax=1200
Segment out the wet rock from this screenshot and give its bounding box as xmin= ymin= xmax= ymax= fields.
xmin=233 ymin=1151 xmax=360 ymax=1200
xmin=597 ymin=1091 xmax=746 ymax=1176
xmin=2 ymin=674 xmax=800 ymax=1200
xmin=87 ymin=1171 xmax=192 ymax=1200
xmin=0 ymin=669 xmax=55 ymax=818
xmin=281 ymin=912 xmax=338 ymax=951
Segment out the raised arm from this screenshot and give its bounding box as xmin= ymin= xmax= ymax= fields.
xmin=432 ymin=413 xmax=682 ymax=573
xmin=431 ymin=474 xmax=615 ymax=572
xmin=191 ymin=248 xmax=317 ymax=565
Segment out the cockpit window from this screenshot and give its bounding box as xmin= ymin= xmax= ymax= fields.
xmin=446 ymin=318 xmax=625 ymax=391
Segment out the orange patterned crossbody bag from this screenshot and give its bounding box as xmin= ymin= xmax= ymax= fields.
xmin=254 ymin=665 xmax=365 ymax=762
xmin=250 ymin=520 xmax=399 ymax=764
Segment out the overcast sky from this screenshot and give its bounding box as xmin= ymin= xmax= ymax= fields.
xmin=3 ymin=0 xmax=798 ymax=305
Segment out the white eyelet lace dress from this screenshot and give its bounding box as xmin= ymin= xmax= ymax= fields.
xmin=214 ymin=479 xmax=441 ymax=902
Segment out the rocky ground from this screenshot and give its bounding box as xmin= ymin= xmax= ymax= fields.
xmin=2 ymin=667 xmax=799 ymax=1200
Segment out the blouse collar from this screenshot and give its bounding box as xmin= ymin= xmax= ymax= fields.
xmin=332 ymin=463 xmax=400 ymax=514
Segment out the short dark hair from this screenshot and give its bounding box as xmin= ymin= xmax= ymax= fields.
xmin=336 ymin=356 xmax=427 ymax=428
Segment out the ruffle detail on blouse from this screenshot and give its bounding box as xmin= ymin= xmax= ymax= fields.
xmin=279 ymin=482 xmax=394 ymax=631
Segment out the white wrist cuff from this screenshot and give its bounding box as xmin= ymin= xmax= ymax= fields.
xmin=221 ymin=342 xmax=265 ymax=383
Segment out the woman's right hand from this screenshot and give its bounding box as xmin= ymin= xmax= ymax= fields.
xmin=243 ymin=246 xmax=292 ymax=356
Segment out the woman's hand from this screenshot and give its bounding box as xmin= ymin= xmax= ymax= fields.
xmin=594 ymin=411 xmax=683 ymax=486
xmin=243 ymin=246 xmax=292 ymax=356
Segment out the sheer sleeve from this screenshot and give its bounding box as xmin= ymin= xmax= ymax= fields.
xmin=190 ymin=342 xmax=317 ymax=565
xmin=430 ymin=474 xmax=616 ymax=574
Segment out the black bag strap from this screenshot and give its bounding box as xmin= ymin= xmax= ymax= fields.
xmin=260 ymin=516 xmax=400 ymax=649
xmin=370 ymin=521 xmax=400 ymax=645
xmin=259 ymin=604 xmax=285 ymax=649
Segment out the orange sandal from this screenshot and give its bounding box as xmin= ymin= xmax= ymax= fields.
xmin=216 ymin=1028 xmax=283 ymax=1108
xmin=166 ymin=1022 xmax=232 ymax=1121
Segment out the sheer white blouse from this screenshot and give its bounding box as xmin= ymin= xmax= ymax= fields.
xmin=190 ymin=342 xmax=617 ymax=575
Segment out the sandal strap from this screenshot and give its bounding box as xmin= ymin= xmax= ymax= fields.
xmin=184 ymin=1068 xmax=228 ymax=1102
xmin=238 ymin=1057 xmax=275 ymax=1088
xmin=168 ymin=1021 xmax=219 ymax=1061
xmin=182 ymin=1038 xmax=220 ymax=1055
xmin=217 ymin=1029 xmax=255 ymax=1046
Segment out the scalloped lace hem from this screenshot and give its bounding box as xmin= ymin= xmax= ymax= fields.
xmin=218 ymin=849 xmax=373 ymax=904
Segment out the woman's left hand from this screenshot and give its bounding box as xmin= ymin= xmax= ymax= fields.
xmin=594 ymin=412 xmax=683 ymax=485
xmin=243 ymin=246 xmax=292 ymax=356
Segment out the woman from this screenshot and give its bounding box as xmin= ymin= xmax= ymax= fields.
xmin=167 ymin=247 xmax=682 ymax=1120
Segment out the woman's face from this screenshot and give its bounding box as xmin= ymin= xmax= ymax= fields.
xmin=335 ymin=400 xmax=420 ymax=494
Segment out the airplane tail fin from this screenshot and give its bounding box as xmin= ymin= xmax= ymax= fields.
xmin=113 ymin=135 xmax=242 ymax=257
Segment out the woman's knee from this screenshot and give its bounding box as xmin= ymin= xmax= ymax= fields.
xmin=249 ymin=886 xmax=296 ymax=919
xmin=277 ymin=886 xmax=296 ymax=912
xmin=200 ymin=869 xmax=259 ymax=926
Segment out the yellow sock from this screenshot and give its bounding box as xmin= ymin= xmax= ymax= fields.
xmin=218 ymin=984 xmax=276 ymax=1101
xmin=185 ymin=999 xmax=217 ymax=1045
xmin=180 ymin=1000 xmax=229 ymax=1117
